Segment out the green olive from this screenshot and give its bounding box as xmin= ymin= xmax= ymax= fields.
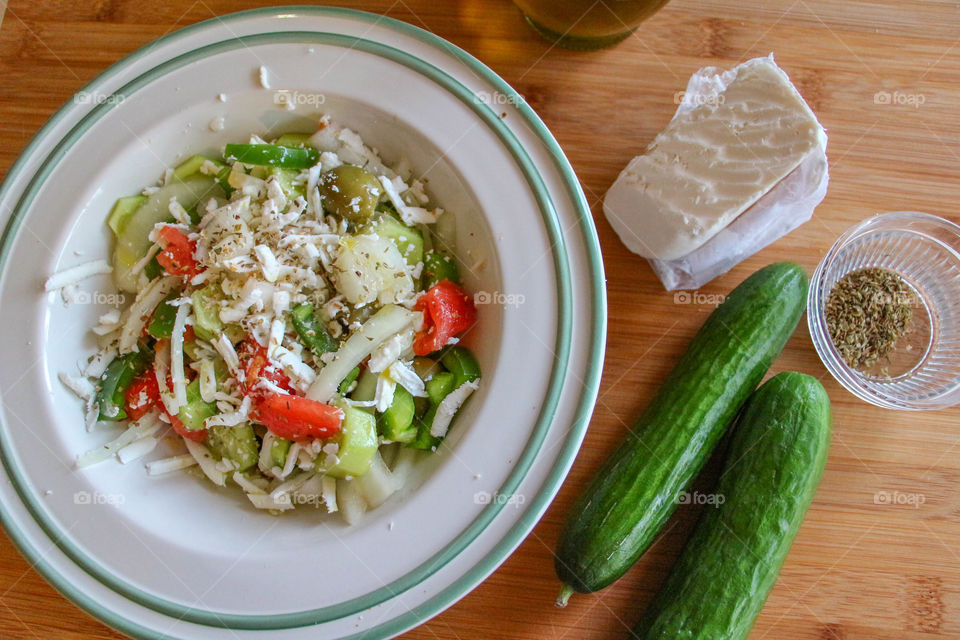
xmin=318 ymin=165 xmax=382 ymax=224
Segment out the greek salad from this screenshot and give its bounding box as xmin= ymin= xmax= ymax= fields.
xmin=53 ymin=117 xmax=481 ymax=522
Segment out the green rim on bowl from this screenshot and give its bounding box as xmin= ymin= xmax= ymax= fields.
xmin=0 ymin=7 xmax=607 ymax=639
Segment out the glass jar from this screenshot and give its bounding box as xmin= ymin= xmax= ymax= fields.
xmin=513 ymin=0 xmax=672 ymax=49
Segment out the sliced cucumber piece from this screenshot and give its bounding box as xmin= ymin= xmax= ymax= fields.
xmin=177 ymin=378 xmax=217 ymax=432
xmin=318 ymin=404 xmax=378 ymax=478
xmin=270 ymin=437 xmax=292 ymax=468
xmin=191 ymin=284 xmax=223 ymax=341
xmin=107 ymin=195 xmax=148 ymax=237
xmin=207 ymin=423 xmax=259 ymax=472
xmin=172 ymin=154 xmax=223 ymax=180
xmin=369 ymin=215 xmax=424 ymax=266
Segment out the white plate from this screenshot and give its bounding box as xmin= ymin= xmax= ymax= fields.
xmin=0 ymin=7 xmax=605 ymax=639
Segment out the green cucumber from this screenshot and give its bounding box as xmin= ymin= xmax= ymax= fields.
xmin=555 ymin=262 xmax=809 ymax=600
xmin=176 ymin=378 xmax=217 ymax=432
xmin=369 ymin=215 xmax=423 ymax=266
xmin=191 ymin=285 xmax=223 ymax=341
xmin=207 ymin=423 xmax=259 ymax=472
xmin=172 ymin=154 xmax=222 ymax=181
xmin=631 ymin=372 xmax=831 ymax=639
xmin=270 ymin=437 xmax=292 ymax=468
xmin=268 ymin=167 xmax=306 ymax=199
xmin=107 ymin=195 xmax=147 ymax=236
xmin=318 ymin=404 xmax=378 ymax=478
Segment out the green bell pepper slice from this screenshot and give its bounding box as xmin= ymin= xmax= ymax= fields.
xmin=224 ymin=143 xmax=319 ymax=170
xmin=440 ymin=347 xmax=481 ymax=388
xmin=422 ymin=251 xmax=460 ymax=288
xmin=378 ymin=385 xmax=417 ymax=443
xmin=95 ymin=348 xmax=153 ymax=421
xmin=290 ymin=303 xmax=338 ymax=355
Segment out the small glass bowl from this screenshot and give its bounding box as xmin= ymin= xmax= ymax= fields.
xmin=808 ymin=211 xmax=960 ymax=410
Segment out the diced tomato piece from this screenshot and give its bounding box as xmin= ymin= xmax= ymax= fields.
xmin=156 ymin=225 xmax=203 ymax=279
xmin=156 ymin=365 xmax=206 ymax=442
xmin=238 ymin=339 xmax=293 ymax=395
xmin=125 ymin=372 xmax=161 ymax=421
xmin=413 ymin=280 xmax=478 ymax=356
xmin=183 ymin=325 xmax=196 ymax=343
xmin=251 ymin=393 xmax=343 ymax=441
xmin=169 ymin=413 xmax=207 ymax=442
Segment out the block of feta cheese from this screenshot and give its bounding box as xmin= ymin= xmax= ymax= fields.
xmin=604 ymin=55 xmax=828 ymax=288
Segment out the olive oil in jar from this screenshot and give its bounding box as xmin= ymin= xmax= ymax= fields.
xmin=512 ymin=0 xmax=672 ymax=49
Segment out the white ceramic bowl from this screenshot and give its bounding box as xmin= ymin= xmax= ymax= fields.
xmin=0 ymin=7 xmax=606 ymax=639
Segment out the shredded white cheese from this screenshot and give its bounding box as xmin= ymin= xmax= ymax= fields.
xmin=59 ymin=373 xmax=94 ymax=400
xmin=44 ymin=259 xmax=112 ymax=292
xmin=213 ymin=333 xmax=241 ymax=376
xmin=184 ymin=439 xmax=226 ymax=486
xmin=204 ymin=396 xmax=250 ymax=428
xmin=375 ymin=374 xmax=397 ymax=413
xmin=388 ymin=360 xmax=427 ymax=398
xmin=118 ymin=276 xmax=179 ymax=354
xmin=198 ymin=359 xmax=217 ymax=403
xmin=118 ymin=436 xmax=157 ymax=464
xmin=146 ymin=454 xmax=198 ymax=476
xmin=170 ymin=299 xmax=192 ymax=406
xmin=430 ymin=380 xmax=479 ymax=438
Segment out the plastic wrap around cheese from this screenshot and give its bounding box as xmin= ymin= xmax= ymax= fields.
xmin=603 ymin=55 xmax=828 ymax=290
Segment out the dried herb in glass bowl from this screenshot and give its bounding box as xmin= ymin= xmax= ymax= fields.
xmin=824 ymin=266 xmax=914 ymax=372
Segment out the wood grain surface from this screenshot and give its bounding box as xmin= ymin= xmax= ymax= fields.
xmin=1 ymin=0 xmax=959 ymax=638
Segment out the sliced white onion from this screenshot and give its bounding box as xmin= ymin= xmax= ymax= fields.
xmin=336 ymin=478 xmax=367 ymax=526
xmin=232 ymin=472 xmax=266 ymax=495
xmin=321 ymin=476 xmax=338 ymax=513
xmin=184 ymin=439 xmax=226 ymax=487
xmin=354 ymin=453 xmax=398 ymax=509
xmin=307 ymin=305 xmax=415 ymax=403
xmin=390 ymin=446 xmax=423 ymax=491
xmin=198 ymin=359 xmax=217 ymax=403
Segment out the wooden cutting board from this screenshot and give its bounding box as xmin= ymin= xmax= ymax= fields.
xmin=1 ymin=0 xmax=959 ymax=638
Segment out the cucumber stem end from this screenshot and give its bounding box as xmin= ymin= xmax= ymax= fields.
xmin=556 ymin=583 xmax=575 ymax=608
